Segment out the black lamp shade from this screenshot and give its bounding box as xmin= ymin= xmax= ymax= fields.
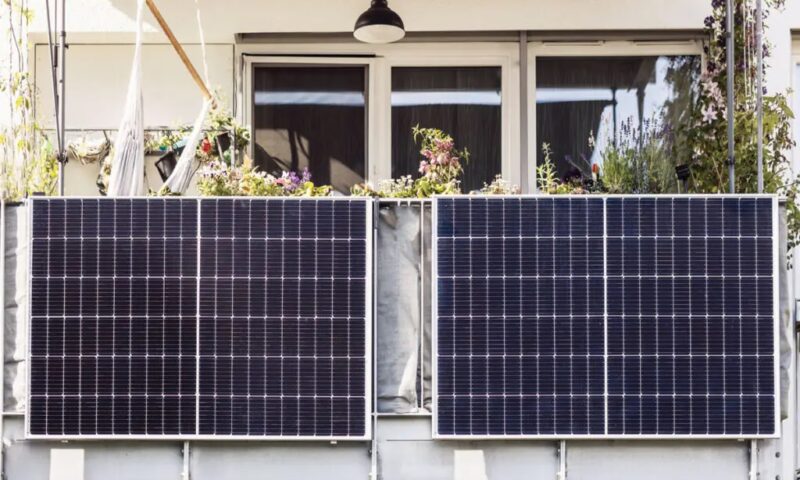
xmin=353 ymin=0 xmax=405 ymax=44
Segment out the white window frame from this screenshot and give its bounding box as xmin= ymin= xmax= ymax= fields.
xmin=792 ymin=39 xmax=800 ymax=176
xmin=237 ymin=42 xmax=520 ymax=186
xmin=526 ymin=40 xmax=704 ymax=190
xmin=241 ymin=55 xmax=378 ymax=182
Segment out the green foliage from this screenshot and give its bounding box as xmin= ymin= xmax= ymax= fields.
xmin=0 ymin=4 xmax=59 ymax=201
xmin=682 ymin=0 xmax=798 ymax=249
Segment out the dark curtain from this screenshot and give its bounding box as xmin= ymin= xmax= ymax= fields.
xmin=391 ymin=67 xmax=502 ymax=193
xmin=252 ymin=66 xmax=366 ymax=193
xmin=537 ymin=101 xmax=611 ymax=178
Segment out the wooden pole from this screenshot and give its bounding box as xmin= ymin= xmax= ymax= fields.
xmin=145 ymin=0 xmax=214 ymax=104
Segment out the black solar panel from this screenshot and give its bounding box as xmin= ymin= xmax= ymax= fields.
xmin=27 ymin=197 xmax=372 ymax=439
xmin=29 ymin=198 xmax=198 ymax=436
xmin=605 ymin=197 xmax=776 ymax=435
xmin=197 ymin=199 xmax=369 ymax=437
xmin=433 ymin=195 xmax=778 ymax=438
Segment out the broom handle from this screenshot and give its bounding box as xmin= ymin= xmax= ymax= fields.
xmin=145 ymin=0 xmax=214 ymax=103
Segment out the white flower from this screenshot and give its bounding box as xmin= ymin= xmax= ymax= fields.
xmin=701 ymin=104 xmax=718 ymax=123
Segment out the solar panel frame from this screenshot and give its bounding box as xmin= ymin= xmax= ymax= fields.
xmin=25 ymin=196 xmax=373 ymax=441
xmin=431 ymin=194 xmax=780 ymax=440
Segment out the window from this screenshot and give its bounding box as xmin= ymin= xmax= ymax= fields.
xmin=252 ymin=65 xmax=367 ymax=193
xmin=535 ymin=55 xmax=700 ymax=180
xmin=391 ymin=67 xmax=502 ymax=193
xmin=243 ymin=45 xmax=518 ymax=192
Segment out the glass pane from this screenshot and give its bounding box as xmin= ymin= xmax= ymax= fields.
xmin=535 ymin=56 xmax=700 ymax=180
xmin=392 ymin=67 xmax=502 ymax=193
xmin=252 ymin=65 xmax=366 ymax=193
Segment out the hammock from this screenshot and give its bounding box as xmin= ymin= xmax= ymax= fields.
xmin=107 ymin=0 xmax=145 ymax=197
xmin=162 ymin=98 xmax=212 ymax=193
xmin=162 ymin=0 xmax=213 ymax=195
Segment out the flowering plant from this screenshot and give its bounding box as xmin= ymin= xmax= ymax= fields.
xmin=197 ymin=162 xmax=330 ymax=197
xmin=351 ymin=126 xmax=468 ymax=198
xmin=477 ymin=175 xmax=521 ymax=195
xmin=351 ymin=176 xmax=417 ymax=198
xmin=594 ymin=116 xmax=679 ymax=194
xmin=681 ymin=0 xmax=798 ymax=250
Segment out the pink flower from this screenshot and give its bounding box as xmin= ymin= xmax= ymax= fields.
xmin=419 ymin=161 xmax=429 ymax=174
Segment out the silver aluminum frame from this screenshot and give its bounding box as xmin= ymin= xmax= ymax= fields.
xmin=431 ymin=194 xmax=782 ymax=440
xmin=25 ymin=196 xmax=373 ymax=441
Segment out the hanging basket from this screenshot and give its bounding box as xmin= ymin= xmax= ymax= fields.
xmin=67 ymin=134 xmax=111 ymax=165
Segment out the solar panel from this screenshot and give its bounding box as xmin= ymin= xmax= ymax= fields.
xmin=605 ymin=197 xmax=776 ymax=436
xmin=433 ymin=195 xmax=778 ymax=439
xmin=27 ymin=197 xmax=372 ymax=440
xmin=28 ymin=198 xmax=199 ymax=436
xmin=197 ymin=198 xmax=371 ymax=438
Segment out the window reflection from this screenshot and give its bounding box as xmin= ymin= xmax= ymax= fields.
xmin=252 ymin=66 xmax=367 ymax=193
xmin=536 ymin=56 xmax=700 ymax=181
xmin=392 ymin=67 xmax=502 ymax=193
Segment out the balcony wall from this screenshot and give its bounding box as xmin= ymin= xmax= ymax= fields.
xmin=0 ymin=200 xmax=796 ymax=479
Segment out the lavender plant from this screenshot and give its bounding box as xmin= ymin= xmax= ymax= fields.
xmin=596 ymin=116 xmax=679 ymax=194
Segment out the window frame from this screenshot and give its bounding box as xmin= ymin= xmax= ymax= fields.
xmin=242 ymin=55 xmax=377 ymax=183
xmin=237 ymin=42 xmax=520 ymax=187
xmin=526 ymin=40 xmax=704 ymax=191
xmin=792 ymin=39 xmax=800 ymax=176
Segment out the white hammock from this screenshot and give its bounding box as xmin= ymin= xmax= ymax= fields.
xmin=162 ymin=98 xmax=212 ymax=194
xmin=162 ymin=0 xmax=212 ymax=195
xmin=107 ymin=0 xmax=145 ymax=197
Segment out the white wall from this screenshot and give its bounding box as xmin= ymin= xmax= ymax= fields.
xmin=20 ymin=0 xmax=800 ymax=197
xmin=32 ymin=43 xmax=233 ymax=195
xmin=28 ymin=0 xmax=712 ymax=42
xmin=34 ymin=44 xmax=234 ymax=129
